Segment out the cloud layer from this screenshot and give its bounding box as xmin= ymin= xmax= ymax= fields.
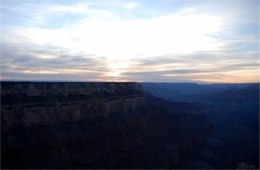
xmin=1 ymin=0 xmax=259 ymax=83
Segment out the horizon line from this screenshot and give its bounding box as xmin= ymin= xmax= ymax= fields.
xmin=1 ymin=80 xmax=259 ymax=85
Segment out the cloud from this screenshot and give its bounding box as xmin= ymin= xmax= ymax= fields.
xmin=0 ymin=42 xmax=113 ymax=81
xmin=123 ymin=2 xmax=139 ymax=9
xmin=1 ymin=71 xmax=106 ymax=81
xmin=1 ymin=0 xmax=259 ymax=82
xmin=2 ymin=8 xmax=225 ymax=66
xmin=118 ymin=51 xmax=259 ymax=83
xmin=1 ymin=1 xmax=226 ymax=80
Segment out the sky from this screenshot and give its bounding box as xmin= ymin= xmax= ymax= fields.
xmin=0 ymin=0 xmax=259 ymax=83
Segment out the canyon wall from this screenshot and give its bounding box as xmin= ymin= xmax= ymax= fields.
xmin=1 ymin=82 xmax=212 ymax=169
xmin=1 ymin=82 xmax=145 ymax=130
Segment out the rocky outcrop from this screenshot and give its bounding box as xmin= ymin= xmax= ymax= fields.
xmin=1 ymin=82 xmax=145 ymax=130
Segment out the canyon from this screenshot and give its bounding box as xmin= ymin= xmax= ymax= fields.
xmin=1 ymin=82 xmax=212 ymax=169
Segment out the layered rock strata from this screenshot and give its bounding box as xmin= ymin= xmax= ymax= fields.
xmin=1 ymin=82 xmax=145 ymax=130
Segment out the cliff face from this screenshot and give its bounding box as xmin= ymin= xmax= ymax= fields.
xmin=1 ymin=82 xmax=145 ymax=130
xmin=1 ymin=82 xmax=212 ymax=169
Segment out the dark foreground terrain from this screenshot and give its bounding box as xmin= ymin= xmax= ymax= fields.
xmin=1 ymin=82 xmax=212 ymax=169
xmin=142 ymin=82 xmax=259 ymax=169
xmin=1 ymin=82 xmax=259 ymax=169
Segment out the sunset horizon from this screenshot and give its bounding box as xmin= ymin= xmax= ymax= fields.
xmin=1 ymin=1 xmax=259 ymax=168
xmin=1 ymin=0 xmax=259 ymax=83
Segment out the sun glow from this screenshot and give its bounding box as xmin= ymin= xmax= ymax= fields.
xmin=8 ymin=11 xmax=224 ymax=79
xmin=106 ymin=60 xmax=132 ymax=77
